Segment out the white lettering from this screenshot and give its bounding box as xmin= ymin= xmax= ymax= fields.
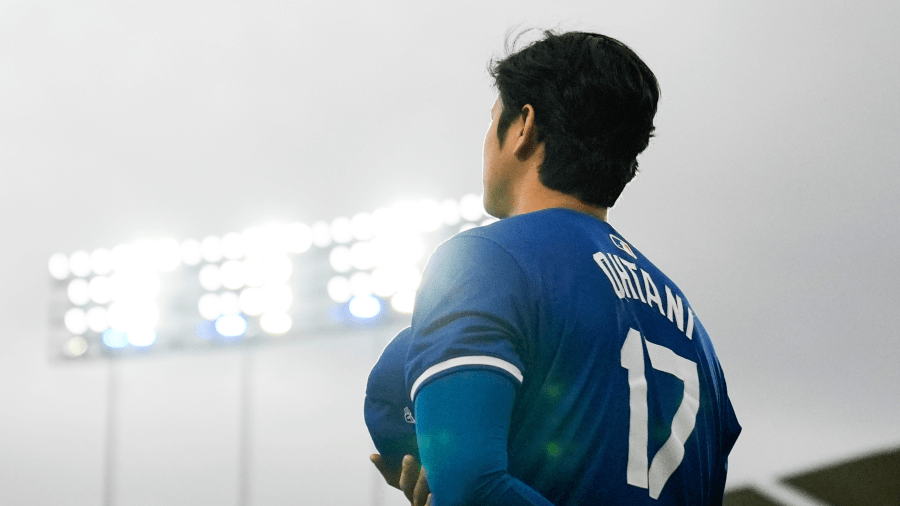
xmin=610 ymin=255 xmax=637 ymax=300
xmin=593 ymin=252 xmax=626 ymax=299
xmin=593 ymin=252 xmax=696 ymax=341
xmin=620 ymin=259 xmax=647 ymax=303
xmin=665 ymin=286 xmax=684 ymax=332
xmin=642 ymin=270 xmax=665 ymax=316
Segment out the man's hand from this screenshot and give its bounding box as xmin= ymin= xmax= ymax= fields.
xmin=370 ymin=454 xmax=432 ymax=506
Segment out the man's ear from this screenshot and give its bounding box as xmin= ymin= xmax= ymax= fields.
xmin=512 ymin=104 xmax=539 ymax=160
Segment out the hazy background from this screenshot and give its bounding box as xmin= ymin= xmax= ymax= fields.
xmin=1 ymin=0 xmax=898 ymax=504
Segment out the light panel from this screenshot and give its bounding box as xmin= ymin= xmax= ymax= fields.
xmin=47 ymin=194 xmax=489 ymax=359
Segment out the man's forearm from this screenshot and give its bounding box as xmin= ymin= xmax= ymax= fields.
xmin=414 ymin=370 xmax=555 ymax=506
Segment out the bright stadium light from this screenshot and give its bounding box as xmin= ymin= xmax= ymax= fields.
xmin=371 ymin=207 xmax=396 ymax=236
xmin=263 ymin=223 xmax=291 ymax=255
xmin=201 ymin=236 xmax=223 ymax=263
xmin=64 ymin=307 xmax=88 ymax=335
xmin=242 ymin=257 xmax=266 ymax=287
xmin=67 ymin=279 xmax=90 ymax=306
xmin=350 ymin=212 xmax=375 ymax=241
xmin=327 ymin=276 xmax=352 ymax=303
xmin=102 ymin=329 xmax=128 ymax=348
xmin=154 ymin=238 xmax=182 ymax=272
xmin=261 ymin=284 xmax=292 ymax=313
xmin=49 ymin=193 xmax=487 ymax=360
xmin=329 ymin=246 xmax=352 ymax=273
xmin=260 ymin=312 xmax=292 ymax=335
xmin=311 ymin=221 xmax=332 ymax=248
xmin=107 ymin=302 xmax=159 ymax=332
xmin=90 ymin=248 xmax=113 ymax=275
xmin=459 ymin=193 xmax=486 ymax=222
xmin=349 ymin=295 xmax=382 ymax=319
xmin=69 ymin=250 xmax=92 ymax=278
xmin=331 ymin=216 xmax=353 ymax=244
xmin=109 ymin=271 xmax=160 ymax=302
xmin=391 ymin=201 xmax=419 ymax=232
xmin=88 ymin=276 xmax=112 ymax=305
xmin=110 ymin=244 xmax=135 ymax=273
xmin=106 ymin=303 xmax=126 ymax=330
xmin=66 ymin=336 xmax=89 ymax=357
xmin=349 ymin=272 xmax=373 ymax=297
xmin=215 ymin=314 xmax=247 ymax=337
xmin=413 ymin=199 xmax=443 ymax=232
xmin=48 ymin=253 xmax=70 ymax=280
xmin=241 ymin=227 xmax=266 ymax=257
xmin=198 ymin=264 xmax=222 ymax=291
xmin=286 ymin=222 xmax=312 ymax=253
xmin=121 ymin=302 xmax=158 ymax=330
xmin=371 ymin=234 xmax=423 ymax=269
xmin=371 ymin=267 xmax=398 ymax=297
xmin=395 ymin=265 xmax=422 ymax=292
xmin=218 ymin=291 xmax=241 ymax=316
xmin=198 ymin=293 xmax=221 ymax=321
xmin=262 ymin=254 xmax=292 ymax=284
xmin=86 ymin=306 xmax=109 ymax=333
xmin=238 ymin=288 xmax=265 ymax=316
xmin=441 ymin=198 xmax=461 ymax=226
xmin=131 ymin=240 xmax=156 ymax=271
xmin=349 ymin=241 xmax=375 ymax=271
xmin=127 ymin=329 xmax=157 ymax=347
xmin=391 ymin=290 xmax=416 ymax=314
xmin=219 ymin=260 xmax=246 ymax=290
xmin=221 ymin=232 xmax=244 ymax=260
xmin=181 ymin=238 xmax=202 ymax=266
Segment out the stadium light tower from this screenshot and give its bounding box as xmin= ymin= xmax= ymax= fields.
xmin=46 ymin=193 xmax=497 ymax=506
xmin=47 ymin=194 xmax=495 ymax=361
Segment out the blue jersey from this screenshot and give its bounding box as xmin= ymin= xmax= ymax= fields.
xmin=404 ymin=208 xmax=740 ymax=505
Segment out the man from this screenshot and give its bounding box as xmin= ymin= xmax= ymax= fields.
xmin=367 ymin=30 xmax=740 ymax=505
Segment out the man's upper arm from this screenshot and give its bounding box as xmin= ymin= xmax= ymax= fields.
xmin=405 ymin=234 xmax=533 ymax=401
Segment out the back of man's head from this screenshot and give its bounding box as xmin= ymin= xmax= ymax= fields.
xmin=489 ymin=30 xmax=660 ymax=208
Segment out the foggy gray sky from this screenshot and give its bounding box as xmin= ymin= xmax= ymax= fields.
xmin=1 ymin=1 xmax=898 ymax=504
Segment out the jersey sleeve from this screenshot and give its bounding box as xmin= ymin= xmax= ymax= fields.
xmin=364 ymin=327 xmax=419 ymax=465
xmin=405 ymin=234 xmax=533 ymax=402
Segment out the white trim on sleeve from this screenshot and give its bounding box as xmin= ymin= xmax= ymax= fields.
xmin=409 ymin=355 xmax=524 ymax=401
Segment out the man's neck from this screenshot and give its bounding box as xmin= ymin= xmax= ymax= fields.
xmin=507 ymin=172 xmax=609 ymax=222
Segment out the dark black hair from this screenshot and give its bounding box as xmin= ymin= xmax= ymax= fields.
xmin=489 ymin=30 xmax=660 ymax=207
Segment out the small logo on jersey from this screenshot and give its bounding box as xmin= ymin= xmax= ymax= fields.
xmin=610 ymin=234 xmax=637 ymax=259
xmin=403 ymin=407 xmax=416 ymax=424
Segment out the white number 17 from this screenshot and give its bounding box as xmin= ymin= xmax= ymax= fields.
xmin=620 ymin=328 xmax=700 ymax=499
